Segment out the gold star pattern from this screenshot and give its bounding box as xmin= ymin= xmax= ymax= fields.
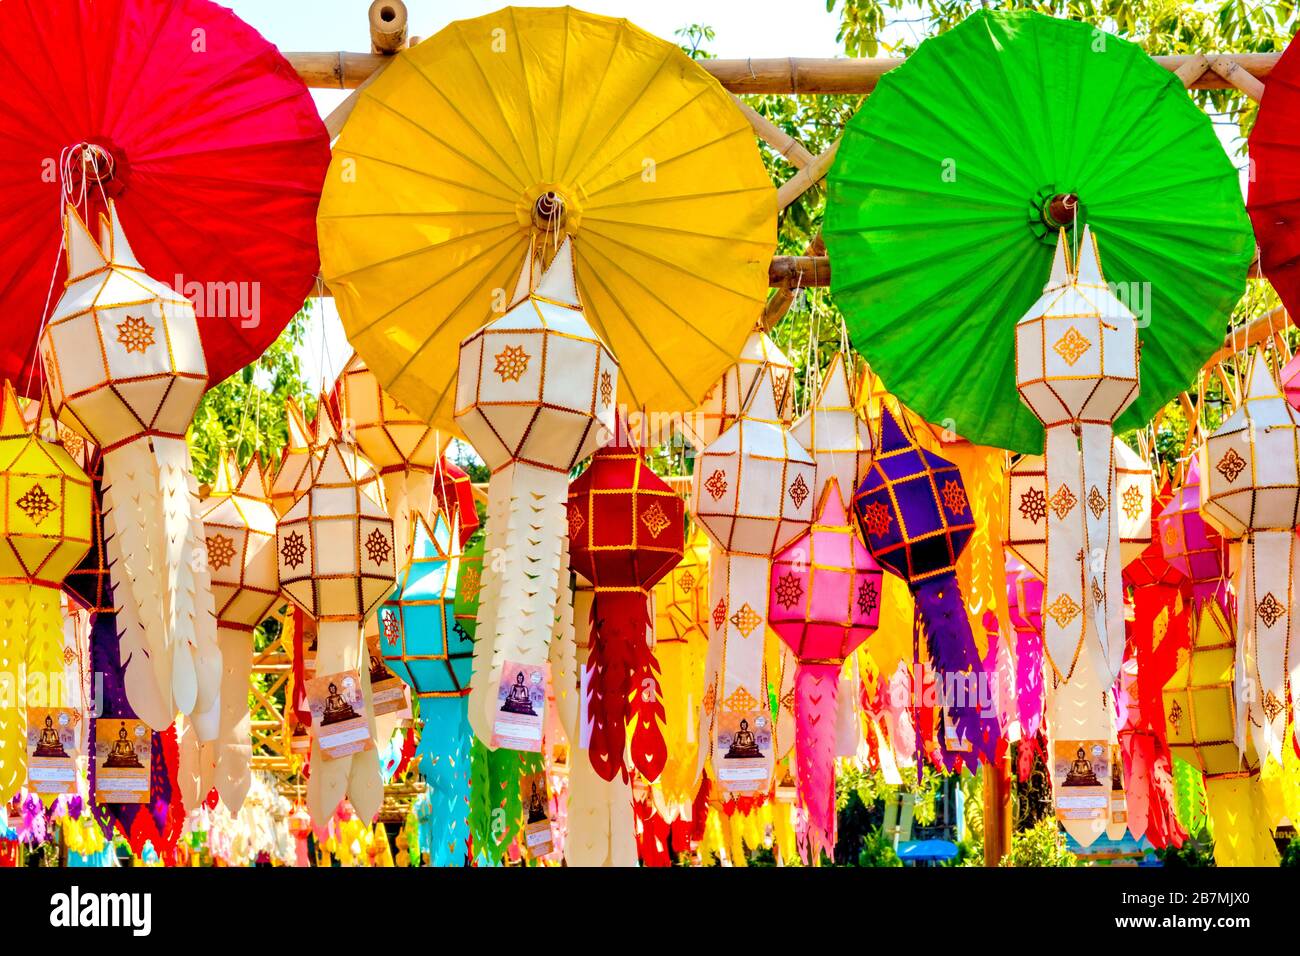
xmin=493 ymin=344 xmax=530 ymax=383
xmin=940 ymin=479 xmax=967 ymax=516
xmin=1046 ymin=593 xmax=1081 ymax=628
xmin=366 ymin=528 xmax=392 ymax=566
xmin=1049 ymin=484 xmax=1077 ymax=520
xmin=1216 ymin=447 xmax=1247 ymax=483
xmin=281 ymin=531 xmax=307 ymax=569
xmin=16 ymin=485 xmax=56 ymax=525
xmin=640 ymin=501 xmax=670 ymax=539
xmin=1121 ymin=484 xmax=1145 ymax=522
xmin=789 ymin=474 xmax=809 ymax=509
xmin=1087 ymin=486 xmax=1106 ymax=519
xmin=1052 ymin=326 xmax=1091 ymax=366
xmin=115 ymin=315 xmax=156 ymax=355
xmin=1018 ymin=487 xmax=1047 ymax=525
xmin=1257 ymin=592 xmax=1286 ymax=629
xmin=729 ymin=603 xmax=762 ymax=636
xmin=704 ymin=469 xmax=728 ymax=502
xmin=205 ymin=533 xmax=236 ymax=572
xmin=774 ymin=572 xmax=803 ymax=611
xmin=459 ymin=566 xmax=482 ymax=602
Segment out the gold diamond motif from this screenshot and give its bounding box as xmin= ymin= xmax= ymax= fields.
xmin=712 ymin=598 xmax=727 ymax=630
xmin=1258 ymin=592 xmax=1286 ymax=629
xmin=729 ymin=603 xmax=762 ymax=636
xmin=16 ymin=485 xmax=56 ymax=525
xmin=789 ymin=474 xmax=809 ymax=509
xmin=1049 ymin=484 xmax=1077 ymax=520
xmin=599 ymin=369 xmax=613 ymax=407
xmin=115 ymin=315 xmax=156 ymax=355
xmin=366 ymin=529 xmax=392 ymax=566
xmin=640 ymin=501 xmax=670 ymax=539
xmin=1262 ymin=690 xmax=1285 ymax=723
xmin=1052 ymin=325 xmax=1091 ymax=366
xmin=678 ymin=570 xmax=695 ymax=593
xmin=1168 ymin=699 xmax=1183 ymax=732
xmin=567 ymin=503 xmax=585 ymax=539
xmin=722 ymin=686 xmax=759 ymax=712
xmin=702 ymin=682 xmax=717 ymax=716
xmin=205 ymin=533 xmax=236 ymax=572
xmin=493 ymin=344 xmax=530 ymax=383
xmin=1216 ymin=447 xmax=1247 ymax=483
xmin=704 ymin=469 xmax=728 ymax=502
xmin=1046 ymin=593 xmax=1081 ymax=628
xmin=1121 ymin=484 xmax=1145 ymax=522
xmin=1087 ymin=486 xmax=1106 ymax=519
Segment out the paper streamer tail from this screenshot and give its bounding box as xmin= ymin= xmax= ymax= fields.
xmin=468 ymin=473 xmax=510 ymax=744
xmin=629 ymin=598 xmax=667 ymax=781
xmin=916 ymin=576 xmax=997 ymax=769
xmin=179 ymin=448 xmax=221 ymax=740
xmin=0 ymin=584 xmax=30 ymax=802
xmin=212 ymin=627 xmax=253 ymax=814
xmin=1206 ymin=775 xmax=1280 ymax=866
xmin=102 ymin=449 xmax=174 ymax=728
xmin=587 ymin=598 xmax=633 ymax=782
xmin=794 ymin=661 xmax=840 ymax=863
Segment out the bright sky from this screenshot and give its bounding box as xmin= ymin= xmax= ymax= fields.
xmin=222 ymin=0 xmax=847 ymax=391
xmin=223 ymin=1 xmax=1248 ymax=391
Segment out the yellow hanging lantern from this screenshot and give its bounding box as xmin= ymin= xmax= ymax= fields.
xmin=1162 ymin=601 xmax=1279 ymax=865
xmin=198 ymin=453 xmax=280 ymax=813
xmin=0 ymin=382 xmax=92 ymax=802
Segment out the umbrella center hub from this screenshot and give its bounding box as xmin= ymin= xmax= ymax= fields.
xmin=532 ymin=191 xmax=568 ymax=233
xmin=1042 ymin=192 xmax=1078 ymax=229
xmin=64 ymin=142 xmax=121 ymax=195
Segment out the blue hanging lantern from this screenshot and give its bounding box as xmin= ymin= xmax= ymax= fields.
xmin=379 ymin=512 xmax=475 ymax=865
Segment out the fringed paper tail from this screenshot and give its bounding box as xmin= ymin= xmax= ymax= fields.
xmin=0 ymin=583 xmax=30 ymax=802
xmin=793 ymin=661 xmax=839 ymax=864
xmin=212 ymin=626 xmax=253 ymax=814
xmin=101 ymin=448 xmax=173 ymax=728
xmin=467 ymin=471 xmax=510 ymax=744
xmin=915 ymin=575 xmax=997 ymax=770
xmin=587 ymin=594 xmax=634 ymax=781
xmin=629 ymin=596 xmax=667 ymax=782
xmin=1205 ymin=775 xmax=1280 ymax=866
xmin=416 ymin=696 xmax=471 ymax=866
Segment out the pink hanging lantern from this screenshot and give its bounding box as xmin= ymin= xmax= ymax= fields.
xmin=768 ymin=478 xmax=881 ymax=862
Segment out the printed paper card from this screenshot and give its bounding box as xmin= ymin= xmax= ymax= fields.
xmin=715 ymin=710 xmax=773 ymax=794
xmin=492 ymin=661 xmax=547 ymax=752
xmin=306 ymin=670 xmax=373 ymax=760
xmin=1108 ymin=742 xmax=1128 ymax=832
xmin=522 ymin=770 xmax=555 ymax=858
xmin=95 ymin=718 xmax=150 ymax=804
xmin=366 ymin=637 xmax=409 ymax=718
xmin=27 ymin=707 xmax=77 ymax=796
xmin=1053 ymin=738 xmax=1108 ymax=834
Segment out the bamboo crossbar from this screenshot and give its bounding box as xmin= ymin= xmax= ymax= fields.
xmin=285 ymin=50 xmax=1279 ymax=93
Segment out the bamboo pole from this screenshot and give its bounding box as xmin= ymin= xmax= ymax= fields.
xmin=1208 ymin=53 xmax=1267 ymax=102
xmin=368 ymin=1 xmax=408 ymax=55
xmin=285 ymin=51 xmax=1281 ymax=93
xmin=777 ymin=141 xmax=839 ymax=210
xmin=733 ymin=97 xmax=815 ymax=168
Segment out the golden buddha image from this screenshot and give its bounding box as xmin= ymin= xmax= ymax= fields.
xmin=368 ymin=653 xmax=391 ymax=685
xmin=1062 ymin=746 xmax=1101 ymax=787
xmin=724 ymin=718 xmax=763 ymax=759
xmin=34 ymin=715 xmax=68 ymax=759
xmin=501 ymin=671 xmax=537 ymax=716
xmin=104 ymin=722 xmax=144 ymax=769
xmin=320 ymin=681 xmax=361 ymax=726
xmin=526 ymin=780 xmax=548 ymax=824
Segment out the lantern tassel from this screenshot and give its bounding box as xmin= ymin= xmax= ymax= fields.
xmin=1206 ymin=775 xmax=1279 ymax=866
xmin=468 ymin=469 xmax=510 ymax=744
xmin=587 ymin=593 xmax=635 ymax=781
xmin=416 ymin=698 xmax=472 ymax=866
xmin=914 ymin=574 xmax=997 ymax=769
xmin=793 ymin=661 xmax=839 ymax=863
xmin=210 ymin=626 xmax=254 ymax=813
xmin=101 ymin=449 xmax=174 ymax=729
xmin=629 ymin=623 xmax=668 ymax=782
xmin=0 ymin=582 xmax=30 ymax=803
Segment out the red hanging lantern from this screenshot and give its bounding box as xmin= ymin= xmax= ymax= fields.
xmin=567 ymin=423 xmax=685 ymax=782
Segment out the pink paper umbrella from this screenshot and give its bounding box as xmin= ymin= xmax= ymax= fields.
xmin=769 ymin=478 xmax=882 ymax=863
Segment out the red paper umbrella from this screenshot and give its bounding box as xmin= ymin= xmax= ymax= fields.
xmin=0 ymin=0 xmax=330 ymax=394
xmin=1249 ymin=35 xmax=1300 ymax=321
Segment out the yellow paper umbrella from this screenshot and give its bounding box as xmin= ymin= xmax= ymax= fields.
xmin=318 ymin=5 xmax=777 ymax=433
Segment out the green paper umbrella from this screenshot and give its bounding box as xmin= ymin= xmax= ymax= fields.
xmin=825 ymin=10 xmax=1252 ymax=453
